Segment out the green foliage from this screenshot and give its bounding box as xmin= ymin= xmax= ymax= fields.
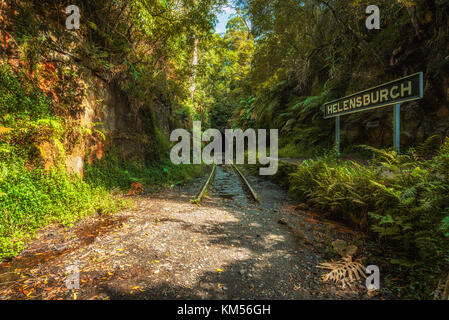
xmin=231 ymin=0 xmax=449 ymax=156
xmin=290 ymin=157 xmax=373 ymax=229
xmin=0 ymin=63 xmax=53 ymax=121
xmin=0 ymin=61 xmax=126 ymax=260
xmin=0 ymin=0 xmax=221 ymax=262
xmin=84 ymin=149 xmax=204 ymax=191
xmin=195 ymin=12 xmax=255 ymax=129
xmin=0 ymin=63 xmax=67 ymax=164
xmin=3 ymin=0 xmax=448 ymax=300
xmin=0 ymin=66 xmax=126 ymax=259
xmin=288 ymin=143 xmax=449 ymax=298
xmin=0 ymin=156 xmax=126 ymax=260
xmin=414 ymin=135 xmax=442 ymax=160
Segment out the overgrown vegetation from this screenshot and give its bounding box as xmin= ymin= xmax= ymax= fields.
xmin=0 ymin=159 xmax=124 ymax=260
xmin=1 ymin=0 xmax=449 ymax=300
xmin=219 ymin=0 xmax=449 ymax=299
xmin=288 ymin=140 xmax=449 ymax=298
xmin=0 ymin=0 xmax=219 ymax=260
xmin=0 ymin=60 xmax=204 ymax=260
xmin=229 ymin=0 xmax=449 ymax=152
xmin=84 ymin=149 xmax=204 ymax=191
xmin=0 ymin=64 xmax=126 ymax=260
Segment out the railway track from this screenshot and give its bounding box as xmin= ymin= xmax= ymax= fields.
xmin=193 ymin=163 xmax=260 ymax=204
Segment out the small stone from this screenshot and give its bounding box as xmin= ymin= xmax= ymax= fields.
xmin=278 ymin=218 xmax=288 ymax=225
xmin=239 ymin=269 xmax=245 ymax=275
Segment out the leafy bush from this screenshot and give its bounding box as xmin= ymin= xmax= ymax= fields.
xmin=0 ymin=63 xmax=53 ymax=120
xmin=0 ymin=156 xmax=125 ymax=260
xmin=288 ymin=140 xmax=449 ymax=298
xmin=84 ymin=149 xmax=204 ymax=191
xmin=0 ymin=55 xmax=204 ymax=261
xmin=0 ymin=63 xmax=127 ymax=260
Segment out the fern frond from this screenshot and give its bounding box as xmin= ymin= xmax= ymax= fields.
xmin=317 ymin=256 xmax=366 ymax=289
xmin=416 ymin=135 xmax=441 ymax=159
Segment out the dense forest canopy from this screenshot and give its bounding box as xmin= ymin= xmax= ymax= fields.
xmin=225 ymin=0 xmax=448 ymax=155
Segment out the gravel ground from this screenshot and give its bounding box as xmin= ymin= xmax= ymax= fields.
xmin=0 ymin=166 xmax=375 ymax=300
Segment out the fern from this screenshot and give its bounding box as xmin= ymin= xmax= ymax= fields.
xmin=289 ymin=143 xmax=449 ymax=297
xmin=416 ymin=135 xmax=441 ymax=159
xmin=317 ymin=256 xmax=366 ymax=289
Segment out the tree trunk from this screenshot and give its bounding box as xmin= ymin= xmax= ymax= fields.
xmin=190 ymin=36 xmax=199 ymax=101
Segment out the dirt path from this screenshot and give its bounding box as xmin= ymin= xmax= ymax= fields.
xmin=0 ymin=166 xmax=372 ymax=300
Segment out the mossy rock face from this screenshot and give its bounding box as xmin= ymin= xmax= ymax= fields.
xmin=437 ymin=106 xmax=449 ymax=119
xmin=444 ymin=77 xmax=449 ymax=103
xmin=345 ymin=126 xmax=362 ymax=144
xmin=65 ymin=155 xmax=84 ymax=178
xmin=38 ymin=139 xmax=85 ymax=177
xmin=38 ymin=140 xmax=63 ymax=170
xmin=66 ymin=143 xmax=86 ymax=177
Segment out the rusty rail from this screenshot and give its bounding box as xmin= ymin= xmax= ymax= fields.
xmin=231 ymin=164 xmax=260 ymax=203
xmin=193 ymin=164 xmax=217 ymax=204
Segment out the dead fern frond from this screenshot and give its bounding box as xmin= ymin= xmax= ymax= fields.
xmin=317 ymin=256 xmax=366 ymax=289
xmin=0 ymin=127 xmax=12 ymax=135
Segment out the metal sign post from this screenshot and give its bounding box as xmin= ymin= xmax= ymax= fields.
xmin=335 ymin=116 xmax=340 ymax=154
xmin=393 ymin=103 xmax=400 ymax=153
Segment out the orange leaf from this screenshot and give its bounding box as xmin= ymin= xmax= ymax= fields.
xmin=0 ymin=127 xmax=12 ymax=135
